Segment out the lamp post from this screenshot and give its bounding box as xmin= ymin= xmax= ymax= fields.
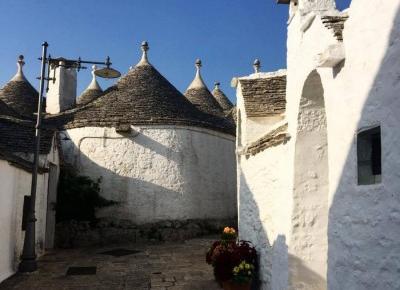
xmin=18 ymin=42 xmax=120 ymax=273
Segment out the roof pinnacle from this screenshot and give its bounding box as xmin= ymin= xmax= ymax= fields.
xmin=214 ymin=82 xmax=220 ymax=89
xmin=187 ymin=58 xmax=206 ymax=90
xmin=11 ymin=55 xmax=27 ymax=81
xmin=253 ymin=59 xmax=261 ymax=73
xmin=91 ymin=65 xmax=97 ymax=77
xmin=138 ymin=41 xmax=150 ymax=66
xmin=195 ymin=58 xmax=202 ymax=69
xmin=87 ymin=65 xmax=102 ymax=91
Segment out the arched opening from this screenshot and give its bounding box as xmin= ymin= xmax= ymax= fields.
xmin=290 ymin=71 xmax=329 ymax=290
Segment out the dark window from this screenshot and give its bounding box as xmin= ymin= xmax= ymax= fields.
xmin=22 ymin=195 xmax=31 ymax=231
xmin=357 ymin=126 xmax=381 ymax=185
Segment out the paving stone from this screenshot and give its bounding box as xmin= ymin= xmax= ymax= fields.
xmin=0 ymin=237 xmax=218 ymax=290
xmin=151 ymin=281 xmax=174 ymax=287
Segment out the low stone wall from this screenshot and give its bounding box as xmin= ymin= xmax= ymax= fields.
xmin=55 ymin=218 xmax=237 ymax=248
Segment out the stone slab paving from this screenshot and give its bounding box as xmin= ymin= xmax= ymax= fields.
xmin=0 ymin=237 xmax=221 ymax=290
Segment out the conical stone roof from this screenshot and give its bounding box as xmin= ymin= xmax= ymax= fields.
xmin=184 ymin=59 xmax=224 ymax=117
xmin=50 ymin=42 xmax=234 ymax=135
xmin=77 ymin=65 xmax=104 ymax=106
xmin=0 ymin=99 xmax=19 ymax=117
xmin=212 ymin=82 xmax=233 ymax=112
xmin=0 ymin=56 xmax=38 ymax=118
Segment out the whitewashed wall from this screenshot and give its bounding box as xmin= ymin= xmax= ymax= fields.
xmin=238 ymin=144 xmax=292 ymax=290
xmin=0 ymin=163 xmax=48 ymax=283
xmin=61 ymin=126 xmax=236 ymax=224
xmin=0 ymin=139 xmax=59 ymax=283
xmin=321 ymin=1 xmax=400 ymax=289
xmin=238 ymin=0 xmax=400 ymax=289
xmin=0 ymin=160 xmax=18 ymax=282
xmin=236 ymin=74 xmax=291 ymax=290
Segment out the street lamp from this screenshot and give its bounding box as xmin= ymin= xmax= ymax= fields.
xmin=18 ymin=41 xmax=120 ymax=273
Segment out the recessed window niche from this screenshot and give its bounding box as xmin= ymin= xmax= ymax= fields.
xmin=357 ymin=126 xmax=381 ymax=185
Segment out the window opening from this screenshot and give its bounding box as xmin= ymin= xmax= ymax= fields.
xmin=357 ymin=126 xmax=381 ymax=185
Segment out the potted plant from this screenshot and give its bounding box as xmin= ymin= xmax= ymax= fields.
xmin=206 ymin=227 xmax=257 ymax=290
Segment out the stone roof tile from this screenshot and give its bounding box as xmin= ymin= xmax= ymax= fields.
xmin=184 ymin=59 xmax=224 ymax=117
xmin=47 ymin=61 xmax=234 ymax=135
xmin=239 ymin=74 xmax=286 ymax=117
xmin=0 ymin=56 xmax=38 ymax=117
xmin=245 ymin=123 xmax=290 ymax=156
xmin=77 ymin=65 xmax=104 ymax=106
xmin=321 ymin=15 xmax=349 ymax=41
xmin=0 ymin=117 xmax=54 ymax=154
xmin=0 ymin=99 xmax=20 ymax=117
xmin=77 ymin=89 xmax=103 ymax=106
xmin=212 ymin=82 xmax=233 ymax=112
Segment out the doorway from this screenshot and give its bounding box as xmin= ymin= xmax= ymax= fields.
xmin=45 ymin=163 xmax=58 ymax=249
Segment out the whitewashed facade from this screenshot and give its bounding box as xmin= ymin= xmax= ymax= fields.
xmin=236 ymin=0 xmax=400 ymax=289
xmin=0 ymin=140 xmax=59 ymax=283
xmin=0 ymin=57 xmax=60 ymax=282
xmin=61 ymin=126 xmax=236 ymax=224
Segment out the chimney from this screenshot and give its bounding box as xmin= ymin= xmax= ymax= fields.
xmin=46 ymin=60 xmax=77 ymax=114
xmin=298 ymin=0 xmax=336 ymax=13
xmin=278 ymin=0 xmax=336 ymax=17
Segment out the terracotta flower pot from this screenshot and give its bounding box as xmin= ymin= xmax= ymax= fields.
xmin=222 ymin=280 xmax=251 ymax=290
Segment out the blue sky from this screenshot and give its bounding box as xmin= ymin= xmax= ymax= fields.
xmin=0 ymin=0 xmax=351 ymax=103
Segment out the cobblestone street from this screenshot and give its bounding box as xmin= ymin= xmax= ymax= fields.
xmin=0 ymin=237 xmax=220 ymax=290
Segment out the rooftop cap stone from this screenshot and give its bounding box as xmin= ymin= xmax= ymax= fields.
xmin=211 ymin=82 xmax=233 ymax=112
xmin=253 ymin=59 xmax=261 ymax=73
xmin=184 ymin=59 xmax=224 ymax=116
xmin=0 ymin=55 xmax=39 ymax=117
xmin=47 ymin=42 xmax=235 ymax=135
xmin=77 ymin=65 xmax=104 ymax=106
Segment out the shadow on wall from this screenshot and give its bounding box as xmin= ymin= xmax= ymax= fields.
xmin=239 ymin=176 xmax=324 ymax=290
xmin=239 ymin=3 xmax=400 ymax=290
xmin=60 ymin=129 xmax=237 ymax=225
xmin=327 ymin=5 xmax=400 ymax=290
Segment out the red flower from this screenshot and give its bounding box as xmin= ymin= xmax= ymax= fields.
xmin=206 ymin=239 xmax=257 ymax=282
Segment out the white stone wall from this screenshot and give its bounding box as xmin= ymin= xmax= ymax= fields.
xmin=0 ymin=160 xmax=18 ymax=282
xmin=322 ymin=1 xmax=400 ymax=289
xmin=237 ymin=0 xmax=400 ymax=289
xmin=61 ymin=126 xmax=236 ymax=224
xmin=238 ymin=144 xmax=292 ymax=290
xmin=0 ymin=139 xmax=59 ymax=282
xmin=290 ymin=71 xmax=329 ymax=290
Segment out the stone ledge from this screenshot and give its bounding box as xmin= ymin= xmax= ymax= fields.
xmin=55 ymin=218 xmax=237 ymax=248
xmin=242 ymin=123 xmax=290 ymax=157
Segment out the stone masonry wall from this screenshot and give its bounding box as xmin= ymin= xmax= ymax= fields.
xmin=61 ymin=125 xmax=237 ymax=225
xmin=55 ymin=218 xmax=236 ymax=248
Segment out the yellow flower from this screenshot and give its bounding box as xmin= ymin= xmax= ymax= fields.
xmin=223 ymin=227 xmax=236 ymax=234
